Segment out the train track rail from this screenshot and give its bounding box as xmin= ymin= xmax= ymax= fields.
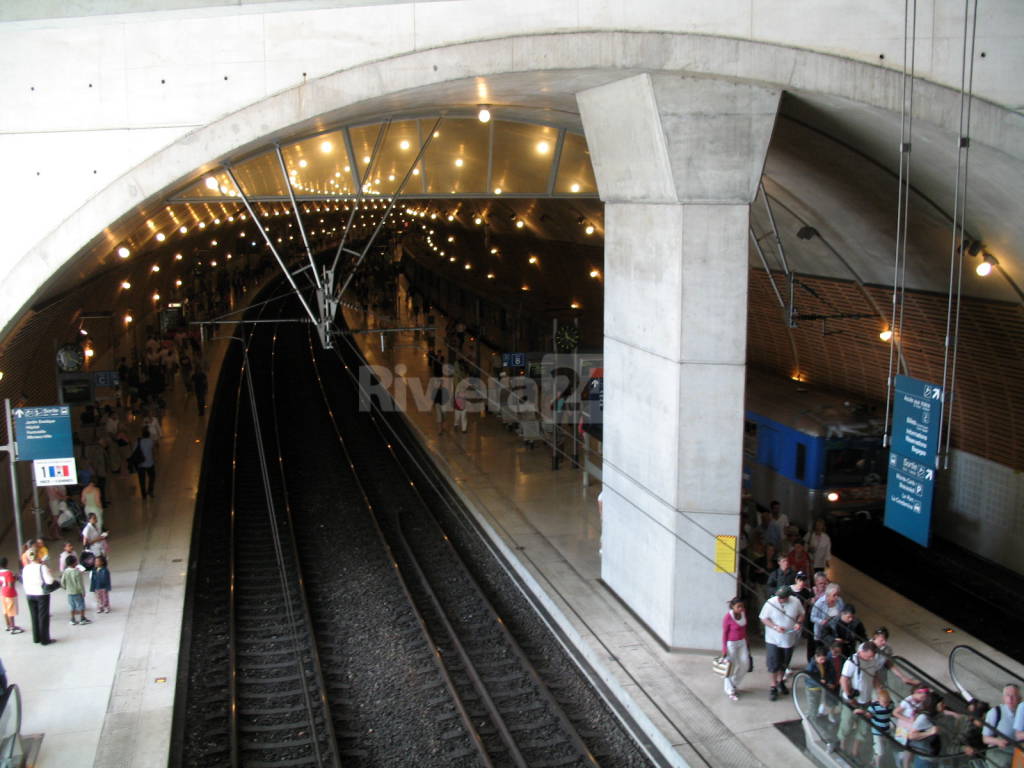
xmin=174 ymin=291 xmax=656 ymax=768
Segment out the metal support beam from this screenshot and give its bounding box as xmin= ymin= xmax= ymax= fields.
xmin=224 ymin=167 xmax=320 ymax=330
xmin=274 ymin=144 xmax=322 ymax=293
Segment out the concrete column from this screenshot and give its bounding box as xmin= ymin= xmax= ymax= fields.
xmin=578 ymin=73 xmax=779 ymax=649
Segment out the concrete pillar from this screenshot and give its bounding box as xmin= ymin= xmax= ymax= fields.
xmin=578 ymin=74 xmax=779 ymax=649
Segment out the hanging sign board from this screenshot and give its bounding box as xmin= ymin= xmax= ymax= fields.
xmin=884 ymin=376 xmax=942 ymax=547
xmin=13 ymin=405 xmax=73 ymax=461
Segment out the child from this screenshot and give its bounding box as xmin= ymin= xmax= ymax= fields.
xmin=58 ymin=541 xmax=76 ymax=572
xmin=61 ymin=555 xmax=91 ymax=625
xmin=856 ymin=687 xmax=895 ymax=768
xmin=0 ymin=558 xmax=23 ymax=634
xmin=805 ymin=643 xmax=839 ymax=719
xmin=90 ymin=555 xmax=111 ymax=613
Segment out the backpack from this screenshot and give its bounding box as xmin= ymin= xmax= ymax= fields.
xmin=127 ymin=441 xmax=144 ymax=471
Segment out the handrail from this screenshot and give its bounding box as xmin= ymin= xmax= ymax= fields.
xmin=792 ymin=670 xmax=981 ymax=768
xmin=948 ymin=644 xmax=1024 ymax=751
xmin=0 ymin=684 xmax=24 ymax=767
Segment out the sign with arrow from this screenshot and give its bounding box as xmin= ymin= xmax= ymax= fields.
xmin=13 ymin=405 xmax=72 ymax=462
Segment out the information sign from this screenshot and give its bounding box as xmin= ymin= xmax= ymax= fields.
xmin=93 ymin=370 xmax=120 ymax=388
xmin=33 ymin=458 xmax=78 ymax=487
xmin=883 ymin=453 xmax=935 ymax=546
xmin=714 ymin=535 xmax=737 ymax=574
xmin=13 ymin=405 xmax=73 ymax=461
xmin=502 ymin=352 xmax=526 ymax=368
xmin=884 ymin=375 xmax=942 ymax=547
xmin=890 ymin=375 xmax=943 ymax=466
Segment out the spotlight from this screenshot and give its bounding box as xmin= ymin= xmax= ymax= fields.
xmin=478 ymin=107 xmax=491 ymax=123
xmin=976 ymin=253 xmax=997 ymax=277
xmin=879 ymin=329 xmax=893 ymax=342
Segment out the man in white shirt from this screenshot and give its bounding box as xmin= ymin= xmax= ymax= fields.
xmin=837 ymin=641 xmax=885 ymax=758
xmin=759 ymin=585 xmax=804 ymax=701
xmin=984 ymin=684 xmax=1021 ymax=768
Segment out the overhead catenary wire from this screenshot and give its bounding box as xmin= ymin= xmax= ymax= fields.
xmin=882 ymin=0 xmax=919 ymax=444
xmin=939 ymin=0 xmax=979 ymax=470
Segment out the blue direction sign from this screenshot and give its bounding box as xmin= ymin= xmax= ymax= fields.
xmin=884 ymin=452 xmax=936 ymax=547
xmin=890 ymin=375 xmax=943 ymax=466
xmin=502 ymin=352 xmax=526 ymax=368
xmin=13 ymin=405 xmax=73 ymax=462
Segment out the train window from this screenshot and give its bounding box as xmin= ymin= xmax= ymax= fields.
xmin=824 ymin=441 xmax=887 ymax=485
xmin=795 ymin=442 xmax=806 ymax=482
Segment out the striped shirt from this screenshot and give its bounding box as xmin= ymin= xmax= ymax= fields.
xmin=867 ymin=701 xmax=894 ymax=736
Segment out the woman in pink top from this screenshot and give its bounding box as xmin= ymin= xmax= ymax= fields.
xmin=722 ymin=597 xmax=750 ymax=701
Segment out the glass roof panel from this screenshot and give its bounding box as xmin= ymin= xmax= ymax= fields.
xmin=420 ymin=118 xmax=488 ymax=195
xmin=231 ymin=149 xmax=287 ymax=198
xmin=176 ymin=169 xmax=240 ymax=199
xmin=554 ymin=132 xmax=597 ymax=196
xmin=349 ymin=119 xmax=425 ymax=197
xmin=282 ymin=129 xmax=357 ymax=197
xmin=489 ymin=122 xmax=557 ymax=195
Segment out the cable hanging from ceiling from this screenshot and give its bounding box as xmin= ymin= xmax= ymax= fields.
xmin=882 ymin=0 xmax=919 ymax=446
xmin=938 ymin=0 xmax=979 ymax=470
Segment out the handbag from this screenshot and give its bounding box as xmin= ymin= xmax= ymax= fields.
xmin=712 ymin=656 xmax=733 ymax=677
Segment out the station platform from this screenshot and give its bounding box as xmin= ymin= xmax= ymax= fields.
xmin=2 ymin=293 xmax=1020 ymax=768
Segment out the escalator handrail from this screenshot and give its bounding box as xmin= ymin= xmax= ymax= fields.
xmin=949 ymin=644 xmax=1024 ymax=702
xmin=0 ymin=684 xmax=21 ymax=761
xmin=791 ymin=670 xmax=983 ymax=764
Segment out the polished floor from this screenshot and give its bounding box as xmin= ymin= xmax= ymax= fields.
xmin=2 ymin=296 xmax=1020 ymax=767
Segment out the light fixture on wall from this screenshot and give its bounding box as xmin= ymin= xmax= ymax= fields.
xmin=879 ymin=328 xmax=893 ymax=342
xmin=976 ymin=252 xmax=997 ymax=277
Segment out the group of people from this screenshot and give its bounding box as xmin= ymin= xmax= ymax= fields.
xmin=1 ymin=523 xmax=113 ymax=646
xmin=722 ymin=501 xmax=1023 ymax=766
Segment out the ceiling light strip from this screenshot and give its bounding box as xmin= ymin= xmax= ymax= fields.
xmin=274 ymin=144 xmax=322 ymax=293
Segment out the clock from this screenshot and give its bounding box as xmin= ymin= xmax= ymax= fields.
xmin=555 ymin=324 xmax=580 ymax=352
xmin=56 ymin=343 xmax=85 ymax=373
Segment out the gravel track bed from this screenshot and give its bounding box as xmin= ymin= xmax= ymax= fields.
xmin=176 ymin=289 xmax=659 ymax=767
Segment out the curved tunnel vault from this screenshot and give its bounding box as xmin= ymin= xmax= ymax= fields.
xmin=2 ymin=30 xmax=1024 ymax=621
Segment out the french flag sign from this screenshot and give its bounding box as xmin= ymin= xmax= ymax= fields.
xmin=33 ymin=458 xmax=78 ymax=487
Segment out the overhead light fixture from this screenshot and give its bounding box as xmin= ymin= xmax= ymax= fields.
xmin=589 ymin=269 xmax=601 ymax=279
xmin=570 ymin=182 xmax=581 ymax=193
xmin=528 ymin=256 xmax=538 ymax=264
xmin=151 ymin=264 xmax=160 ymax=273
xmin=204 ymin=176 xmax=218 ymax=190
xmin=879 ymin=329 xmax=893 ymax=342
xmin=486 ymin=273 xmax=495 ymax=279
xmin=320 ymin=140 xmax=333 ymax=153
xmin=585 ymin=224 xmax=595 ymax=235
xmin=570 ymin=301 xmax=581 ymax=309
xmin=536 ymin=140 xmax=550 ymax=154
xmin=478 ymin=107 xmax=491 ymax=123
xmin=976 ymin=252 xmax=997 ymax=277
xmin=474 ymin=216 xmax=483 ymax=225
xmin=121 ymin=281 xmax=131 ymax=290
xmin=515 ymin=219 xmax=525 ymax=229
xmin=117 ymin=246 xmax=130 ymax=258
xmin=155 ymin=232 xmax=165 ymax=242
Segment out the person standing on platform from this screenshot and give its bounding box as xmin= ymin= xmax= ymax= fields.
xmin=766 ymin=553 xmax=797 ymax=593
xmin=135 ymin=426 xmax=158 ymax=499
xmin=80 ymin=476 xmax=103 ymax=532
xmin=90 ymin=556 xmax=112 ymax=614
xmin=0 ymin=559 xmax=23 ymax=635
xmin=806 ymin=517 xmax=833 ymax=574
xmin=193 ymin=368 xmax=208 ymax=417
xmin=142 ymin=409 xmax=163 ymax=441
xmin=82 ymin=513 xmax=108 ymax=559
xmin=60 ymin=556 xmax=90 ymax=626
xmin=760 ymin=585 xmax=804 ymax=701
xmin=21 ymin=550 xmax=57 ymax=646
xmin=721 ymin=597 xmax=750 ymax=702
xmin=83 ymin=438 xmax=110 ymax=507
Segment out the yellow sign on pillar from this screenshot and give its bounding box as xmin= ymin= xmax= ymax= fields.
xmin=715 ymin=535 xmax=737 ymax=574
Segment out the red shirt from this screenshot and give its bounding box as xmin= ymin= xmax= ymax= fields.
xmin=0 ymin=569 xmax=16 ymax=598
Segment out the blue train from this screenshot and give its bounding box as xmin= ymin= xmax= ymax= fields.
xmin=743 ymin=373 xmax=888 ymax=533
xmin=578 ymin=367 xmax=888 ymax=533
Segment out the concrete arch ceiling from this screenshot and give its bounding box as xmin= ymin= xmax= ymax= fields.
xmin=8 ymin=32 xmax=1024 ymax=342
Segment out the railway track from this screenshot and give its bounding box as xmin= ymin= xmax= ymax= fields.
xmin=174 ymin=292 xmax=656 ymax=768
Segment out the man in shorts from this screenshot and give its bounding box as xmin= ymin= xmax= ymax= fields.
xmin=0 ymin=558 xmax=22 ymax=634
xmin=760 ymin=585 xmax=804 ymax=701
